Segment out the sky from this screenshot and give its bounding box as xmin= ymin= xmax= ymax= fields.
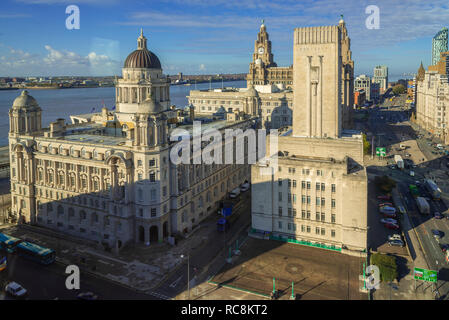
xmin=0 ymin=0 xmax=448 ymax=80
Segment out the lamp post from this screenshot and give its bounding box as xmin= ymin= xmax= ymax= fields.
xmin=181 ymin=254 xmax=190 ymax=299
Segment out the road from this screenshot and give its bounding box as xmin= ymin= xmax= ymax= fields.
xmin=364 ymin=93 xmax=449 ymax=299
xmin=151 ymin=190 xmax=252 ymax=299
xmin=0 ymin=252 xmax=155 ymax=300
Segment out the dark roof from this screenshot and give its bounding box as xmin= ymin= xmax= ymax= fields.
xmin=124 ymin=49 xmax=161 ymax=69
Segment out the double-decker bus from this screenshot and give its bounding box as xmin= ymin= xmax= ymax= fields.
xmin=15 ymin=241 xmax=55 ymax=265
xmin=0 ymin=233 xmax=22 ymax=253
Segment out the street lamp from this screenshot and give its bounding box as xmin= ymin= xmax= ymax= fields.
xmin=181 ymin=254 xmax=190 ymax=299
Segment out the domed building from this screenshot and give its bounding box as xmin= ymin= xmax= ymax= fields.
xmin=8 ymin=30 xmax=252 ymax=252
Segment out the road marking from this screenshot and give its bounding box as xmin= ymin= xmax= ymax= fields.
xmin=169 ymin=275 xmax=182 ymax=288
xmin=148 ymin=291 xmax=172 ymax=300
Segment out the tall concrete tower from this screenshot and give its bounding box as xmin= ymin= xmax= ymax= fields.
xmin=292 ymin=25 xmax=342 ymax=138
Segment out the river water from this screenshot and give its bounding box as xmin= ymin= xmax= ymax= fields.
xmin=0 ymin=80 xmax=247 ymax=146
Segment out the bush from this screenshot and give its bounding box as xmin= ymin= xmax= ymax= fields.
xmin=392 ymin=84 xmax=406 ymax=95
xmin=374 ymin=175 xmax=396 ymax=193
xmin=362 ymin=133 xmax=371 ymax=155
xmin=371 ymin=253 xmax=398 ymax=282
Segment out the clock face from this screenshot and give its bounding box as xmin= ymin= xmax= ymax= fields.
xmin=258 ymin=47 xmax=265 ymax=54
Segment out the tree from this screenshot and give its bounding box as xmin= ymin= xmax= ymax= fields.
xmin=374 ymin=175 xmax=396 ymax=193
xmin=392 ymin=84 xmax=406 ymax=95
xmin=371 ymin=253 xmax=398 ymax=282
xmin=362 ymin=133 xmax=371 ymax=155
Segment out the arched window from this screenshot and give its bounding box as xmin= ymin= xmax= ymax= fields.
xmin=81 ymin=148 xmax=86 ymax=157
xmin=59 ymin=145 xmax=63 ymax=154
xmin=198 ymin=196 xmax=203 ymax=208
xmin=70 ymin=146 xmax=74 ymax=156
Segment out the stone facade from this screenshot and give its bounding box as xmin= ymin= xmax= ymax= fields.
xmin=416 ymin=70 xmax=449 ymax=144
xmin=246 ymin=23 xmax=293 ymax=88
xmin=8 ymin=31 xmax=253 ymax=252
xmin=251 ymin=19 xmax=367 ymax=256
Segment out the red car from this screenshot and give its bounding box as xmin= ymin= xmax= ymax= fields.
xmin=377 ymin=195 xmax=391 ymax=200
xmin=384 ymin=223 xmax=399 ymax=230
xmin=379 ymin=202 xmax=393 ymax=207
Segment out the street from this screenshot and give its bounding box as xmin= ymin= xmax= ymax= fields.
xmin=361 ymin=93 xmax=449 ymax=299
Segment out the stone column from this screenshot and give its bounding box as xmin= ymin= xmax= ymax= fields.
xmin=307 ymin=56 xmax=312 ymax=137
xmin=318 ymin=56 xmax=323 ymax=137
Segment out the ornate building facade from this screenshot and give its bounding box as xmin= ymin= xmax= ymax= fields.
xmin=251 ymin=20 xmax=367 ymax=256
xmin=8 ymin=31 xmax=254 ymax=251
xmin=246 ymin=22 xmax=293 ymax=88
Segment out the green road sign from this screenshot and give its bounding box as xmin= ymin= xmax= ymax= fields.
xmin=376 ymin=147 xmax=386 ymax=157
xmin=414 ymin=267 xmax=437 ymax=283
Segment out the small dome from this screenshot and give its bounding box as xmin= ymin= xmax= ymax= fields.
xmin=124 ymin=49 xmax=161 ymax=69
xmin=12 ymin=90 xmax=40 ymax=110
xmin=124 ymin=30 xmax=161 ymax=69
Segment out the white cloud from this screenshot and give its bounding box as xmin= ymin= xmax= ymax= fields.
xmin=0 ymin=45 xmax=120 ymax=76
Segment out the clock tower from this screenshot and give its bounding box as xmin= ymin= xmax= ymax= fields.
xmin=251 ymin=20 xmax=276 ymax=67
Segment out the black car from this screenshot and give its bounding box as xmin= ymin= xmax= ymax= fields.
xmin=439 ymin=243 xmax=449 ymax=252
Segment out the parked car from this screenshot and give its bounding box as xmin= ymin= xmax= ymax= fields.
xmin=377 ymin=195 xmax=391 ymax=200
xmin=439 ymin=243 xmax=449 ymax=252
xmin=384 ymin=223 xmax=400 ymax=230
xmin=378 ymin=202 xmax=393 ymax=207
xmin=240 ymin=182 xmax=250 ymax=192
xmin=383 ymin=212 xmax=397 ymax=218
xmin=381 ymin=218 xmax=398 ymax=225
xmin=432 ymin=229 xmax=444 ymax=240
xmin=388 ymin=239 xmax=404 ymax=247
xmin=388 ymin=234 xmax=402 ymax=241
xmin=5 ymin=282 xmax=27 ymax=298
xmin=434 ymin=212 xmax=444 ymax=219
xmin=77 ymin=292 xmax=99 ymax=300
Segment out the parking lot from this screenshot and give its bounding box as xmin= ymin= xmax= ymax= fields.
xmin=210 ymin=237 xmax=367 ymax=300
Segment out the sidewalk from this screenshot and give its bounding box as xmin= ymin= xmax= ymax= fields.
xmin=0 ymin=211 xmax=226 ymax=294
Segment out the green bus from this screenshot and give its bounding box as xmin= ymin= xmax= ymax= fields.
xmin=409 ymin=184 xmax=419 ymax=198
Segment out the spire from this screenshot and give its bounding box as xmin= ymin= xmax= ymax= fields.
xmin=137 ymin=28 xmax=147 ymax=50
xmin=417 ymin=61 xmax=425 ymax=81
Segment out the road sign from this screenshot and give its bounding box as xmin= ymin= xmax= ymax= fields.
xmin=376 ymin=147 xmax=386 ymax=157
xmin=414 ymin=267 xmax=437 ymax=283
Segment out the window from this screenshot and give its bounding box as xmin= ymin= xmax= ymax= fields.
xmin=138 ymin=173 xmax=143 ymax=181
xmin=278 ymin=179 xmax=282 ymax=186
xmin=316 ymin=212 xmax=320 ymax=221
xmin=306 ymin=196 xmax=311 ymax=204
xmin=278 ymin=192 xmax=282 ymax=201
xmin=301 ymin=225 xmax=305 ymax=232
xmin=47 ymin=203 xmax=53 ymax=212
xmin=292 ymin=180 xmax=297 ymax=188
xmin=321 ymin=228 xmax=325 ymax=236
xmin=288 ymin=223 xmax=292 ymax=231
xmin=316 ymin=197 xmax=321 ymax=206
xmin=331 ymin=199 xmax=336 ymax=208
xmin=278 ymin=207 xmax=282 ymax=216
xmin=331 ymin=184 xmax=336 ymax=193
xmin=292 ymin=208 xmax=297 ymax=217
xmin=151 ymin=208 xmax=156 ymax=217
xmin=306 ymin=182 xmax=311 ymax=190
xmin=301 ymin=195 xmax=306 ymax=204
xmin=149 ymin=159 xmax=156 ymax=167
xmin=301 ymin=210 xmax=306 ymax=219
xmin=331 ymin=214 xmax=336 ymax=223
xmin=321 ymin=198 xmax=325 ymax=206
xmin=331 ymin=230 xmax=336 ymax=238
xmin=321 ymin=183 xmax=325 ymax=192
xmin=307 ymin=211 xmax=310 ymax=220
xmin=288 ymin=179 xmax=291 ymax=188
xmin=316 ymin=182 xmax=320 ymax=191
xmin=321 ymin=213 xmax=325 ymax=222
xmin=293 ymin=194 xmax=296 ymax=204
xmin=150 ymin=171 xmax=156 ymax=182
xmin=306 ymin=226 xmax=311 ymax=233
xmin=301 ymin=181 xmax=306 ymax=189
xmin=278 ymin=221 xmax=282 ymax=229
xmin=316 ymin=227 xmax=320 ymax=235
xmin=288 ymin=193 xmax=292 ymax=203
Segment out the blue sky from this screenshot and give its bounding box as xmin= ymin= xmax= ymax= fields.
xmin=0 ymin=0 xmax=448 ymax=80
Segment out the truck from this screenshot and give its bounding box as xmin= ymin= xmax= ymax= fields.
xmin=424 ymin=179 xmax=442 ymax=200
xmin=409 ymin=184 xmax=420 ymax=198
xmin=399 ymin=144 xmax=407 ymax=150
xmin=394 ymin=155 xmax=404 ymax=169
xmin=416 ymin=196 xmax=430 ymax=215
